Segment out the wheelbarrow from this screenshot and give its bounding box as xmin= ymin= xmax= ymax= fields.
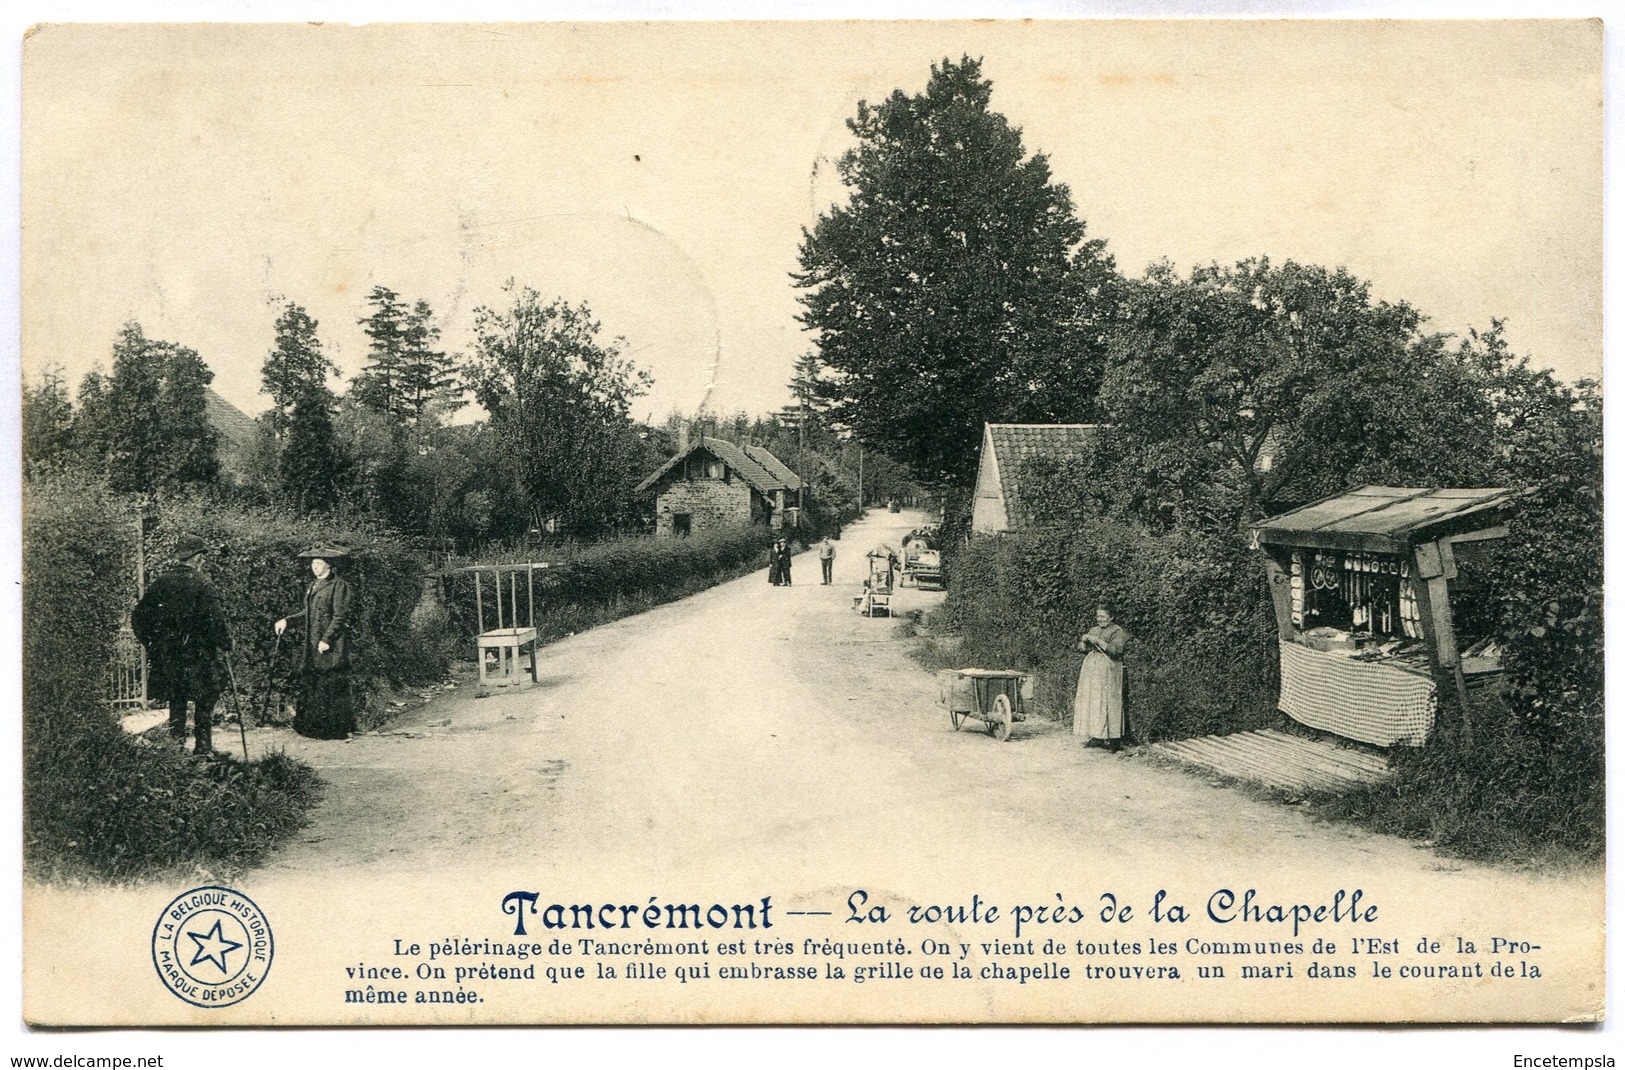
xmin=937 ymin=668 xmax=1034 ymax=742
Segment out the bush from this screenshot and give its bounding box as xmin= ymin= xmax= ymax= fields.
xmin=1322 ymin=713 xmax=1603 ymax=862
xmin=939 ymin=520 xmax=1278 ymax=740
xmin=22 ymin=475 xmax=323 ymax=879
xmin=146 ymin=497 xmax=448 ymax=718
xmin=441 ymin=524 xmax=777 ymax=644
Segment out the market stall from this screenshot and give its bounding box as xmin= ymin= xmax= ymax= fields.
xmin=1251 ymin=486 xmax=1517 ymax=746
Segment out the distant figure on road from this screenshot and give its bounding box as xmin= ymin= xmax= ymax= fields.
xmin=768 ymin=538 xmax=785 ymax=586
xmin=1074 ymin=604 xmax=1129 ymax=751
xmin=131 ymin=533 xmax=232 ymax=757
xmin=816 ymin=537 xmax=836 ymax=584
xmin=276 ymin=545 xmax=357 ymax=741
xmin=775 ymin=537 xmax=794 ymax=587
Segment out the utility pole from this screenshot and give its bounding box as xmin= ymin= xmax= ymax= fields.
xmin=857 ymin=444 xmax=864 ymax=512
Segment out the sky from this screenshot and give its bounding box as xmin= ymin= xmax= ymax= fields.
xmin=20 ymin=18 xmax=1603 ymax=425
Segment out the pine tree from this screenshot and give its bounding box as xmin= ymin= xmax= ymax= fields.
xmin=353 ymin=285 xmax=410 ymax=420
xmin=399 ymin=299 xmax=463 ymax=423
xmin=262 ymin=303 xmax=338 ymax=437
xmin=260 ymin=302 xmax=343 ymax=512
xmin=279 ymin=388 xmax=344 ymax=513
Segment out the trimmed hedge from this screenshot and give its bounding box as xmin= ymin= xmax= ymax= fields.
xmin=442 ymin=524 xmax=778 ymax=644
xmin=939 ymin=520 xmax=1279 ymax=741
xmin=22 ymin=476 xmax=322 ymax=879
xmin=145 ymin=498 xmax=449 ymax=724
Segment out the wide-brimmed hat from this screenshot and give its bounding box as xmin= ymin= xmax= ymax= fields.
xmin=297 ymin=544 xmax=351 ymax=560
xmin=173 ymin=533 xmax=213 ymax=560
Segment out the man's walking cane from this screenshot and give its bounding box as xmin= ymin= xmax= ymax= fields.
xmin=259 ymin=632 xmax=284 ymax=728
xmin=224 ymin=652 xmax=252 ymax=762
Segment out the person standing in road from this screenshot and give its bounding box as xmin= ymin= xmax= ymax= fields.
xmin=1074 ymin=604 xmax=1130 ymax=751
xmin=816 ymin=537 xmax=836 ymax=585
xmin=131 ymin=533 xmax=232 ymax=757
xmin=775 ymin=537 xmax=794 ymax=587
xmin=768 ymin=538 xmax=785 ymax=586
xmin=275 ymin=545 xmax=357 ymax=740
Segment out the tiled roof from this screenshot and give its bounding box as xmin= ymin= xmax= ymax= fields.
xmin=635 ymin=436 xmax=801 ymax=495
xmin=205 ymin=387 xmax=259 ymax=450
xmin=985 ymin=423 xmax=1103 ymax=529
xmin=743 ymin=445 xmax=803 ymax=491
xmin=205 ymin=387 xmax=261 ymax=479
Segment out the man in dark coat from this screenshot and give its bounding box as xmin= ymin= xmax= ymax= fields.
xmin=131 ymin=533 xmax=232 ymax=755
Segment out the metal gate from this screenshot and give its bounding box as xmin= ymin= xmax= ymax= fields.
xmin=104 ymin=516 xmax=148 ymax=711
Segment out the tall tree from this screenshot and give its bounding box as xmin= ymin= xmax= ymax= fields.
xmin=262 ymin=303 xmax=344 ymax=511
xmin=399 ymin=299 xmax=464 ymax=424
xmin=1094 ymin=258 xmax=1496 ymax=530
xmin=69 ymin=369 xmax=113 ymax=473
xmin=464 ymin=282 xmax=652 ymax=533
xmin=102 ymin=322 xmax=166 ymax=492
xmin=21 ymin=365 xmax=74 ymax=473
xmin=280 ymin=389 xmax=344 ymax=513
xmin=262 ymin=303 xmax=339 ymax=437
xmin=353 ymin=285 xmax=411 ymax=421
xmin=795 ymin=56 xmax=1119 ymax=487
xmin=154 ymin=341 xmax=221 ymax=488
xmin=75 ymin=322 xmax=220 ymax=494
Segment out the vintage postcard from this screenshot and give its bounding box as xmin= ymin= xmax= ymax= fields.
xmin=15 ymin=17 xmax=1604 ymax=1034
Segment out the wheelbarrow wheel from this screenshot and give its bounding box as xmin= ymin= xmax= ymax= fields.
xmin=949 ymin=708 xmax=963 ymax=731
xmin=989 ymin=693 xmax=1014 ymax=742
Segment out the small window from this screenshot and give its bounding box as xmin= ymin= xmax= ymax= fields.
xmin=673 ymin=513 xmax=692 ymax=537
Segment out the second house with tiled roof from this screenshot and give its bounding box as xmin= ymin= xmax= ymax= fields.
xmin=636 ymin=433 xmax=803 ymax=537
xmin=971 ymin=423 xmax=1104 ymax=535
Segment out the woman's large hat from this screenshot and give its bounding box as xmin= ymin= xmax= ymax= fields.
xmin=173 ymin=533 xmax=214 ymax=560
xmin=297 ymin=544 xmax=351 ymax=560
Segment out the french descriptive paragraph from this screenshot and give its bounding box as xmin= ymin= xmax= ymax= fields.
xmin=338 ymin=889 xmax=1550 ymax=1006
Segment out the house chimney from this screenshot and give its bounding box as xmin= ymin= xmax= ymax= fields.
xmin=678 ymin=422 xmax=689 ymax=454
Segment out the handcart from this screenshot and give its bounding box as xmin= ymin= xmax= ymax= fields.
xmin=936 ymin=668 xmax=1034 ymax=742
xmin=900 ymin=529 xmax=944 ymax=590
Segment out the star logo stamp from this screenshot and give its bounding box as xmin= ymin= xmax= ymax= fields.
xmin=151 ymin=886 xmax=273 ymax=1008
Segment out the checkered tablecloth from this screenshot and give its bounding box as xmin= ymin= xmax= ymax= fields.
xmin=1277 ymin=640 xmax=1435 ymax=747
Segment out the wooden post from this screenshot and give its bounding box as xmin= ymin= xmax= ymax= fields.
xmin=510 ymin=570 xmax=518 ymax=631
xmin=494 ymin=567 xmax=504 ymax=632
xmin=474 ymin=571 xmax=484 ymax=634
xmin=1260 ymin=552 xmax=1298 ymax=641
xmin=526 ymin=564 xmax=535 ymax=630
xmin=1412 ymin=540 xmax=1473 ymax=737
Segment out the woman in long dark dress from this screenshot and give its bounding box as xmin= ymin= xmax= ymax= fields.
xmin=768 ymin=539 xmax=785 ymax=586
xmin=275 ymin=545 xmax=357 ymax=740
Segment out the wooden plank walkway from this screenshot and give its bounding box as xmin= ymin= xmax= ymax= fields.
xmin=1148 ymin=728 xmax=1392 ymax=794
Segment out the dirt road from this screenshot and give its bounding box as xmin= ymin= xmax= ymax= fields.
xmin=253 ymin=509 xmax=1599 ymax=897
xmin=25 ymin=509 xmax=1603 ymax=1024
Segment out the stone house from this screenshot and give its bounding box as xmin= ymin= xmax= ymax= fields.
xmin=636 ymin=435 xmax=802 ymax=537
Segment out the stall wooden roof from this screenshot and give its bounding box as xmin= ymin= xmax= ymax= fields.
xmin=1252 ymin=485 xmax=1518 ymax=554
